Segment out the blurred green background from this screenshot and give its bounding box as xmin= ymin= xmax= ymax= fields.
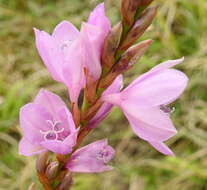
xmin=0 ymin=0 xmax=207 ymax=189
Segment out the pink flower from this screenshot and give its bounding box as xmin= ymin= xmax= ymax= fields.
xmin=80 ymin=3 xmax=111 ymax=80
xmin=89 ymin=75 xmax=123 ymax=128
xmin=19 ymin=89 xmax=78 ymax=156
xmin=34 ymin=22 xmax=84 ymax=103
xmin=34 ymin=3 xmax=110 ymax=101
xmin=66 ymin=139 xmax=115 ymax=173
xmin=102 ymin=58 xmax=188 ymax=156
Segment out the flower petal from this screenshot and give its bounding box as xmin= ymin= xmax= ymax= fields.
xmin=88 ymin=3 xmax=111 ymax=35
xmin=62 ymin=129 xmax=79 ymax=148
xmin=152 ymin=57 xmax=184 ymax=71
xmin=19 ymin=137 xmax=46 ymax=156
xmin=66 ymin=139 xmax=115 ymax=173
xmin=123 ymin=69 xmax=188 ymax=107
xmin=125 ymin=58 xmax=185 ymax=91
xmin=123 ymin=106 xmax=177 ymax=142
xmin=80 ymin=22 xmax=102 ymax=80
xmin=149 ymin=141 xmax=175 ymax=156
xmin=20 ymin=103 xmax=52 ymax=143
xmin=52 ymin=21 xmax=79 ymax=43
xmin=34 ymin=28 xmax=63 ymax=82
xmin=40 ymin=140 xmax=73 ymax=155
xmin=34 ymin=89 xmax=67 ymax=117
xmin=56 ymin=106 xmax=76 ymax=133
xmin=62 ymin=37 xmax=86 ymax=102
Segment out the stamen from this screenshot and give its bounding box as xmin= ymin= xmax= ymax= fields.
xmin=96 ymin=150 xmax=109 ymax=163
xmin=160 ymin=105 xmax=175 ymax=114
xmin=53 ymin=121 xmax=64 ymax=133
xmin=40 ymin=120 xmax=64 ymax=141
xmin=45 ymin=132 xmax=57 ymax=140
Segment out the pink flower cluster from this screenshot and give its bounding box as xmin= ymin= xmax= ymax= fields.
xmin=19 ymin=3 xmax=188 ymax=173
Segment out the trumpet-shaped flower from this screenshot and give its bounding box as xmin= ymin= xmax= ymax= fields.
xmin=80 ymin=3 xmax=111 ymax=80
xmin=102 ymin=58 xmax=188 ymax=156
xmin=66 ymin=139 xmax=115 ymax=173
xmin=34 ymin=3 xmax=110 ymax=102
xmin=19 ymin=89 xmax=78 ymax=156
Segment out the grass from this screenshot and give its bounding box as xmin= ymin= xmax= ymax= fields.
xmin=0 ymin=0 xmax=207 ymax=189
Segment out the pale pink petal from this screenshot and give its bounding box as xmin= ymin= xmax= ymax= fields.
xmin=34 ymin=28 xmax=63 ymax=82
xmin=20 ymin=103 xmax=52 ymax=144
xmin=62 ymin=37 xmax=85 ymax=102
xmin=125 ymin=58 xmax=185 ymax=91
xmin=19 ymin=137 xmax=46 ymax=156
xmin=56 ymin=107 xmax=76 ymax=133
xmin=40 ymin=140 xmax=73 ymax=155
xmin=149 ymin=141 xmax=175 ymax=156
xmin=40 ymin=130 xmax=78 ymax=155
xmin=89 ymin=75 xmax=123 ymax=128
xmin=88 ymin=103 xmax=113 ymax=129
xmin=34 ymin=89 xmax=67 ymax=116
xmin=123 ymin=69 xmax=188 ymax=107
xmin=88 ymin=3 xmax=111 ymax=35
xmin=152 ymin=57 xmax=184 ymax=71
xmin=80 ymin=22 xmax=102 ymax=80
xmin=52 ymin=21 xmax=79 ymax=43
xmin=102 ymin=93 xmax=122 ymax=106
xmin=102 ymin=75 xmax=124 ymax=96
xmin=80 ymin=3 xmax=111 ymax=81
xmin=122 ymin=105 xmax=177 ymax=142
xmin=66 ymin=139 xmax=115 ymax=173
xmin=71 ymin=139 xmax=108 ymax=157
xmin=62 ymin=130 xmax=79 ymax=148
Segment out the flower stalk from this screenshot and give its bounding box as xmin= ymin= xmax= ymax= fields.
xmin=18 ymin=1 xmax=188 ymax=190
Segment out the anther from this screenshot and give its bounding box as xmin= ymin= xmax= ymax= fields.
xmin=160 ymin=105 xmax=175 ymax=114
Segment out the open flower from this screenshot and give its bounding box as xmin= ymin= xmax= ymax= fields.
xmin=19 ymin=89 xmax=78 ymax=156
xmin=102 ymin=58 xmax=188 ymax=155
xmin=34 ymin=3 xmax=110 ymax=102
xmin=34 ymin=22 xmax=84 ymax=103
xmin=66 ymin=139 xmax=115 ymax=173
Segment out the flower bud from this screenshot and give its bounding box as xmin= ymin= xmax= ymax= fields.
xmin=57 ymin=172 xmax=73 ymax=190
xmin=119 ymin=6 xmax=157 ymax=51
xmin=101 ymin=22 xmax=123 ymax=70
xmin=45 ymin=161 xmax=59 ymax=180
xmin=121 ymin=0 xmax=154 ymax=27
xmin=36 ymin=151 xmax=49 ymax=174
xmin=98 ymin=40 xmax=152 ymax=90
xmin=114 ymin=39 xmax=152 ymax=73
xmin=121 ymin=0 xmax=140 ymax=27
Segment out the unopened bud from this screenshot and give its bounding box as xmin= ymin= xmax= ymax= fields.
xmin=121 ymin=0 xmax=154 ymax=27
xmin=121 ymin=0 xmax=140 ymax=27
xmin=102 ymin=22 xmax=123 ymax=70
xmin=45 ymin=161 xmax=59 ymax=180
xmin=57 ymin=172 xmax=73 ymax=190
xmin=119 ymin=6 xmax=157 ymax=51
xmin=114 ymin=39 xmax=152 ymax=73
xmin=99 ymin=39 xmax=152 ymax=90
xmin=36 ymin=151 xmax=49 ymax=174
xmin=135 ymin=0 xmax=154 ymax=20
